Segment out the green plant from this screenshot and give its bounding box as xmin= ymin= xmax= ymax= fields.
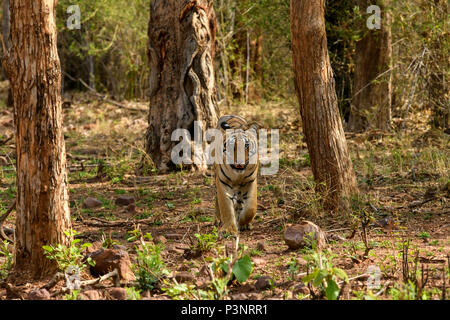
xmin=132 ymin=231 xmax=169 ymax=291
xmin=418 ymin=231 xmax=431 ymax=240
xmin=302 ymin=245 xmax=348 ymax=300
xmin=101 ymin=231 xmax=120 ymax=249
xmin=0 ymin=240 xmax=13 ymax=280
xmin=64 ymin=289 xmax=80 ymax=300
xmin=287 ymin=257 xmax=299 ymax=281
xmin=125 ymin=287 xmax=142 ymax=300
xmin=42 ymin=229 xmax=94 ymax=272
xmin=194 ymin=227 xmax=218 ymax=253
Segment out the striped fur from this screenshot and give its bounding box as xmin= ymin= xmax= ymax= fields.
xmin=214 ymin=115 xmax=258 ymax=234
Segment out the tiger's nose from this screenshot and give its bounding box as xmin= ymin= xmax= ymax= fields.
xmin=234 ymin=164 xmax=245 ymax=169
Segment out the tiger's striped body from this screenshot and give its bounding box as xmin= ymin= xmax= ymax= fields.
xmin=214 ymin=115 xmax=258 ymax=234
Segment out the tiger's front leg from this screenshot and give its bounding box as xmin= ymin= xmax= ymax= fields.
xmin=238 ymin=180 xmax=257 ymax=231
xmin=216 ymin=185 xmax=238 ymax=235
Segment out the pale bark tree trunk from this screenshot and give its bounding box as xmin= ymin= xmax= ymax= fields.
xmin=144 ymin=0 xmax=219 ymax=172
xmin=348 ymin=0 xmax=392 ymax=132
xmin=2 ymin=0 xmax=71 ymax=279
xmin=290 ymin=0 xmax=358 ymax=210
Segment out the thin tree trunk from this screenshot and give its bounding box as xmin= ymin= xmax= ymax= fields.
xmin=2 ymin=0 xmax=71 ymax=279
xmin=144 ymin=0 xmax=219 ymax=172
xmin=348 ymin=0 xmax=392 ymax=132
xmin=290 ymin=0 xmax=358 ymax=210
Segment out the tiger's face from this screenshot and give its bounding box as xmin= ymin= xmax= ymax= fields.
xmin=218 ymin=115 xmax=258 ymax=171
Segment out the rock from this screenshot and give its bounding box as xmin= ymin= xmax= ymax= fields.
xmin=293 ymin=283 xmax=309 ymax=296
xmin=80 ymin=290 xmax=101 ymax=300
xmin=283 ymin=221 xmax=326 ymax=250
xmin=28 ymin=289 xmax=51 ymax=300
xmin=174 ymin=272 xmax=194 ymax=283
xmin=256 ymin=240 xmax=266 ymax=252
xmin=115 ymin=196 xmax=135 ymax=206
xmin=255 ymin=276 xmax=273 ymax=291
xmin=85 ymin=241 xmax=102 ymax=254
xmin=83 ymin=197 xmax=102 ymax=209
xmin=108 ymin=287 xmax=127 ymax=300
xmin=88 ymin=248 xmax=135 ymax=281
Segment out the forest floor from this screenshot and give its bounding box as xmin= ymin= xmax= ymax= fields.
xmin=0 ymin=87 xmax=449 ymax=300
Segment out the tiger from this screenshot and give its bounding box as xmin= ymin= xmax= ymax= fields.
xmin=213 ymin=115 xmax=259 ymax=235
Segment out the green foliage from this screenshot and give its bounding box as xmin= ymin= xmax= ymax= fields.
xmin=56 ymin=0 xmax=149 ymax=99
xmin=132 ymin=231 xmax=169 ymax=291
xmin=42 ymin=229 xmax=94 ymax=272
xmin=65 ymin=289 xmax=81 ymax=300
xmin=302 ymin=248 xmax=349 ymax=300
xmin=194 ymin=227 xmax=218 ymax=253
xmin=0 ymin=240 xmax=13 ymax=280
xmin=232 ymin=255 xmax=253 ymax=283
xmin=125 ymin=287 xmax=142 ymax=300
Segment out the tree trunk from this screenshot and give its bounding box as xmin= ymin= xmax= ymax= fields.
xmin=348 ymin=0 xmax=392 ymax=132
xmin=144 ymin=0 xmax=219 ymax=172
xmin=2 ymin=0 xmax=71 ymax=279
xmin=290 ymin=0 xmax=358 ymax=210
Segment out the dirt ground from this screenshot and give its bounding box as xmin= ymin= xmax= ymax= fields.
xmin=0 ymin=87 xmax=449 ymax=300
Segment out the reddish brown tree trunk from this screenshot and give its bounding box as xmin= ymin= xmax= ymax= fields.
xmin=144 ymin=0 xmax=219 ymax=172
xmin=290 ymin=0 xmax=358 ymax=210
xmin=348 ymin=0 xmax=392 ymax=132
xmin=2 ymin=0 xmax=71 ymax=279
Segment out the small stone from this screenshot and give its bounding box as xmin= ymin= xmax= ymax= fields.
xmin=293 ymin=283 xmax=309 ymax=295
xmin=174 ymin=272 xmax=194 ymax=283
xmin=88 ymin=248 xmax=135 ymax=281
xmin=283 ymin=221 xmax=326 ymax=250
xmin=115 ymin=196 xmax=135 ymax=206
xmin=28 ymin=289 xmax=50 ymax=300
xmin=255 ymin=276 xmax=273 ymax=291
xmin=80 ymin=290 xmax=101 ymax=300
xmin=256 ymin=240 xmax=266 ymax=252
xmin=108 ymin=287 xmax=127 ymax=300
xmin=83 ymin=197 xmax=102 ymax=209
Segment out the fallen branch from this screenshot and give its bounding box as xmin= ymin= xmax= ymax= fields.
xmin=49 ymin=269 xmax=120 ymax=297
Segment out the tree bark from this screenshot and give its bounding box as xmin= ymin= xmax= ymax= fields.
xmin=2 ymin=0 xmax=71 ymax=279
xmin=144 ymin=0 xmax=219 ymax=172
xmin=348 ymin=0 xmax=392 ymax=132
xmin=290 ymin=0 xmax=358 ymax=210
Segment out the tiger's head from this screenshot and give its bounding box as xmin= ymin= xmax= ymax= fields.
xmin=217 ymin=115 xmax=259 ymax=171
